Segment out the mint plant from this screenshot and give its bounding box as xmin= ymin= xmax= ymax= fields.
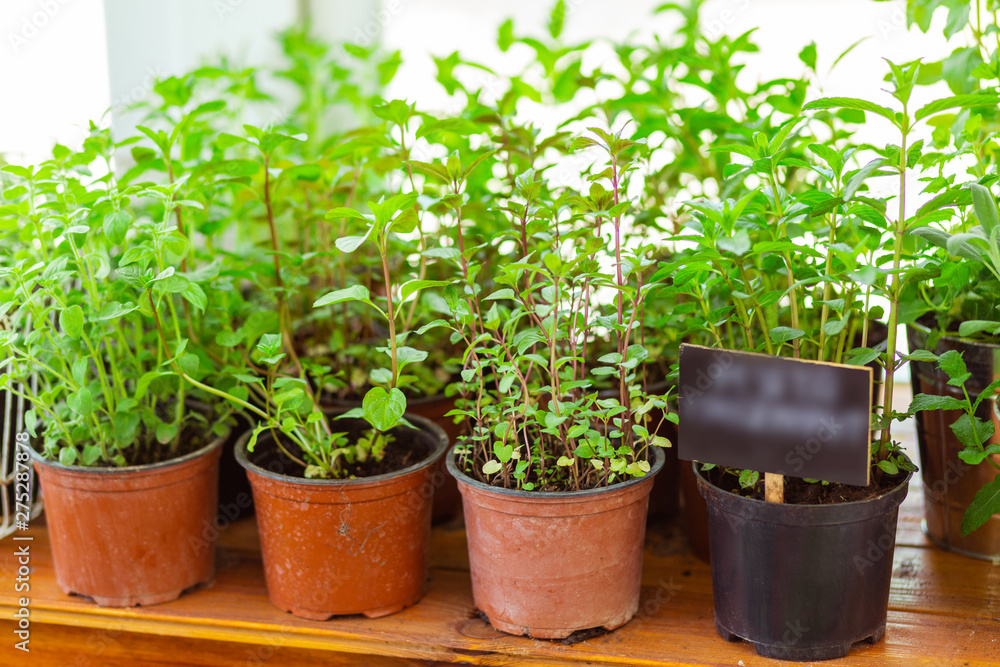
xmin=909 ymin=349 xmax=1000 ymax=535
xmin=446 ymin=128 xmax=673 ymax=492
xmin=0 ymin=128 xmax=234 ymax=468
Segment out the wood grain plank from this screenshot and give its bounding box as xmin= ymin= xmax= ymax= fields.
xmin=1 ymin=463 xmax=998 ymax=667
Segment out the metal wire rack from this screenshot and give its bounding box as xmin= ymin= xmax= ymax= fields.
xmin=1 ymin=383 xmax=44 ymax=539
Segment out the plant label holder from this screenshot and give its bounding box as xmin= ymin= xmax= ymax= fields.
xmin=677 ymin=344 xmax=873 ymax=500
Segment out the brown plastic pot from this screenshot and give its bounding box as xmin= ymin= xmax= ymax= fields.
xmin=324 ymin=393 xmax=464 ymax=522
xmin=447 ymin=447 xmax=664 ymax=638
xmin=908 ymin=322 xmax=1000 ymax=558
xmin=235 ymin=413 xmax=448 ymax=620
xmin=30 ymin=436 xmax=223 ymax=606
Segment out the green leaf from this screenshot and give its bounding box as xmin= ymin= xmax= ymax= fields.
xmin=400 ymin=279 xmax=448 ymax=303
xmin=482 ymin=460 xmax=502 ymax=475
xmin=798 ymin=41 xmax=817 ymax=71
xmin=493 ymin=441 xmax=514 ymax=462
xmin=498 ymin=18 xmax=513 ymax=51
xmin=822 ymin=317 xmax=848 ymax=337
xmin=907 ymin=394 xmax=965 ymax=412
xmin=958 ymin=443 xmax=1000 ymax=466
xmin=325 ymin=207 xmax=371 ymax=222
xmin=335 ymin=225 xmax=373 ymax=253
xmin=915 ymin=93 xmax=1000 ymax=122
xmin=102 ymin=210 xmax=131 ymax=245
xmin=844 ymin=158 xmax=886 ymax=201
xmin=114 ymin=412 xmax=140 ymax=443
xmin=59 ymin=448 xmax=78 ymax=466
xmin=136 ymin=371 xmax=172 ymax=400
xmin=845 ymin=347 xmax=881 ymax=366
xmin=395 ymin=346 xmax=428 ymax=367
xmin=905 ymin=350 xmax=939 ymax=362
xmin=938 ymin=349 xmax=972 ymax=386
xmin=769 ymin=326 xmax=805 ymax=345
xmin=313 ymin=285 xmax=372 ymax=308
xmin=950 ymin=413 xmax=995 ymax=450
xmin=71 ymin=358 xmax=87 ymax=385
xmin=362 ymin=386 xmax=407 ymax=431
xmin=958 ymin=320 xmax=1000 ymax=338
xmin=548 ymin=0 xmax=565 ymax=39
xmin=156 ymin=422 xmax=178 ymax=444
xmin=215 ymin=330 xmax=244 ymax=347
xmin=93 ymin=301 xmax=138 ymax=321
xmin=971 ymin=183 xmax=999 ymax=236
xmin=961 ymin=474 xmax=1000 ymax=536
xmin=67 ymin=387 xmax=93 ymax=417
xmin=59 ymin=305 xmax=84 ymax=339
xmin=877 ymin=459 xmax=899 ymax=475
xmin=513 ymin=329 xmax=545 ymax=355
xmin=182 ymin=283 xmax=207 ymax=312
xmin=804 ymin=97 xmax=897 ymax=124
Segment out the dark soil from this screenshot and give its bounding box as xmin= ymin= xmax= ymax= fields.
xmin=248 ymin=417 xmax=433 ymax=479
xmin=706 ymin=467 xmax=909 ymax=505
xmin=128 ymin=427 xmax=211 ymax=466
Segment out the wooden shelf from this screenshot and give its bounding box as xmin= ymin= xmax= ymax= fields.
xmin=1 ymin=478 xmax=999 ymax=666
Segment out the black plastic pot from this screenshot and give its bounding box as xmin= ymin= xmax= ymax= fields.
xmin=696 ymin=464 xmax=911 ymax=661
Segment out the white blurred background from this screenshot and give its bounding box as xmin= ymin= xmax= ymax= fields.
xmin=0 ymin=0 xmax=953 ymax=166
xmin=0 ymin=0 xmax=949 ymax=421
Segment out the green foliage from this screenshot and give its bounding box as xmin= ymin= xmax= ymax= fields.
xmin=911 ymin=350 xmax=1000 ymax=535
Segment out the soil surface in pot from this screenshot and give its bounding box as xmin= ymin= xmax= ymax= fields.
xmin=458 ymin=445 xmax=656 ymax=492
xmin=248 ymin=420 xmax=432 ymax=479
xmin=705 ymin=467 xmax=909 ymax=504
xmin=37 ymin=425 xmax=215 ymax=467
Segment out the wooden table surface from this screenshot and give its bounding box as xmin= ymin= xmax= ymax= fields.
xmin=0 ymin=477 xmax=998 ymax=667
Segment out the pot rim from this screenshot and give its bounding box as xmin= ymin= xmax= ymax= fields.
xmin=909 ymin=319 xmax=1000 ymax=350
xmin=692 ymin=460 xmax=912 ymax=510
xmin=234 ymin=411 xmax=448 ymax=487
xmin=446 ymin=445 xmax=665 ymax=499
xmin=28 ymin=431 xmax=226 ymax=475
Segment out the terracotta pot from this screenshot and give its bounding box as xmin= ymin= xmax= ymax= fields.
xmin=30 ymin=437 xmax=223 ymax=606
xmin=908 ymin=322 xmax=1000 ymax=558
xmin=324 ymin=393 xmax=464 ymax=522
xmin=235 ymin=413 xmax=448 ymax=620
xmin=447 ymin=447 xmax=664 ymax=639
xmin=697 ymin=464 xmax=911 ymax=660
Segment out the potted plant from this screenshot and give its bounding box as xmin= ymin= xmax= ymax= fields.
xmin=886 ymin=0 xmax=1000 ymax=558
xmin=0 ymin=127 xmax=234 ymax=606
xmin=906 ymin=182 xmax=1000 ymax=556
xmin=676 ymin=59 xmax=959 ymax=659
xmin=442 ymin=130 xmax=672 ymax=638
xmin=221 ymin=187 xmax=449 ymax=619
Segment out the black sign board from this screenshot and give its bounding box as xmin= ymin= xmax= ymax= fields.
xmin=678 ymin=344 xmax=873 ymax=487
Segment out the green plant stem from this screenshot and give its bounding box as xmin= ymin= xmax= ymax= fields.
xmin=817 ymin=214 xmax=838 ymax=361
xmin=879 ymin=110 xmax=909 ymax=455
xmin=146 ymin=290 xmax=311 ymax=467
xmin=380 ymin=244 xmax=399 ymax=387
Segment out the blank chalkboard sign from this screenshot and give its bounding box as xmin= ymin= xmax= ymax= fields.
xmin=678 ymin=344 xmax=873 ymax=487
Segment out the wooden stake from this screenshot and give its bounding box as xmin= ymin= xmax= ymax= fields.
xmin=765 ymin=472 xmax=784 ymax=503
